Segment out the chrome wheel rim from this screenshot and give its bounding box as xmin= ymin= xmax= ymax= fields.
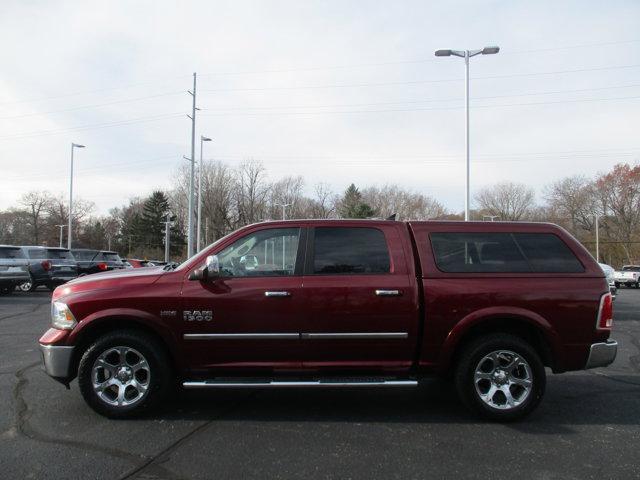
xmin=92 ymin=346 xmax=150 ymax=407
xmin=474 ymin=350 xmax=533 ymax=410
xmin=19 ymin=281 xmax=32 ymax=292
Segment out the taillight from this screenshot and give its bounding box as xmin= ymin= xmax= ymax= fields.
xmin=597 ymin=292 xmax=613 ymax=330
xmin=97 ymin=262 xmax=108 ymax=271
xmin=41 ymin=260 xmax=52 ymax=271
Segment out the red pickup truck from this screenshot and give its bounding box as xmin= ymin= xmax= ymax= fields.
xmin=39 ymin=220 xmax=616 ymax=421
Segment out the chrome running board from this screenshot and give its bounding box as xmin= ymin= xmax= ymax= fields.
xmin=183 ymin=378 xmax=418 ymax=389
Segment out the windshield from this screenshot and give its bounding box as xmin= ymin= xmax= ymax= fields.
xmin=46 ymin=249 xmax=74 ymax=260
xmin=0 ymin=247 xmax=25 ymax=259
xmin=622 ymin=266 xmax=640 ymax=272
xmin=96 ymin=252 xmax=122 ymax=262
xmin=72 ymin=250 xmax=98 ymax=261
xmin=174 ymin=231 xmax=236 ymax=272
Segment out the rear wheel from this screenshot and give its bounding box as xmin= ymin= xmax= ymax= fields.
xmin=455 ymin=333 xmax=545 ymax=421
xmin=78 ymin=330 xmax=172 ymax=418
xmin=0 ymin=285 xmax=14 ymax=295
xmin=18 ymin=275 xmax=36 ymax=292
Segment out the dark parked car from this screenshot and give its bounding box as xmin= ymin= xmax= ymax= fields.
xmin=40 ymin=220 xmax=615 ymax=421
xmin=0 ymin=245 xmax=30 ymax=294
xmin=71 ymin=249 xmax=125 ymax=276
xmin=19 ymin=246 xmax=78 ymax=292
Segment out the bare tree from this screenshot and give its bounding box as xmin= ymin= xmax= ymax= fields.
xmin=201 ymin=161 xmax=236 ymax=242
xmin=19 ymin=191 xmax=51 ymax=244
xmin=594 ymin=164 xmax=640 ymax=264
xmin=268 ymin=176 xmax=305 ymax=219
xmin=361 ymin=185 xmax=447 ymax=220
xmin=235 ymin=160 xmax=269 ymax=225
xmin=544 ymin=176 xmax=598 ymax=232
xmin=475 ymin=182 xmax=535 ymax=221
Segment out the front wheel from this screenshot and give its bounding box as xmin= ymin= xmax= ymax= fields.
xmin=0 ymin=285 xmax=14 ymax=295
xmin=78 ymin=330 xmax=172 ymax=418
xmin=454 ymin=333 xmax=546 ymax=421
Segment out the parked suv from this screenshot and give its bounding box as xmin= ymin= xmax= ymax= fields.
xmin=20 ymin=246 xmax=78 ymax=291
xmin=39 ymin=220 xmax=616 ymax=421
xmin=0 ymin=245 xmax=30 ymax=294
xmin=71 ymin=249 xmax=125 ymax=276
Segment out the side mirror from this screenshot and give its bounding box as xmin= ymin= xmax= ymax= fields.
xmin=188 ymin=255 xmax=220 ymax=281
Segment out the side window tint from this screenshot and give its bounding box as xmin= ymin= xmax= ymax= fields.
xmin=217 ymin=228 xmax=300 ymax=277
xmin=430 ymin=233 xmax=530 ymax=273
xmin=514 ymin=233 xmax=584 ymax=273
xmin=313 ymin=227 xmax=390 ymax=274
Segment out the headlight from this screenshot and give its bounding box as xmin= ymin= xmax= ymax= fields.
xmin=51 ymin=301 xmax=77 ymax=330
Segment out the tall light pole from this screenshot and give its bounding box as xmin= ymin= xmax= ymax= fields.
xmin=68 ymin=143 xmax=85 ymax=249
xmin=435 ymin=46 xmax=499 ymax=221
xmin=197 ymin=136 xmax=212 ymax=252
xmin=186 ymin=72 xmax=198 ymax=258
xmin=595 ymin=213 xmax=600 ymax=262
xmin=56 ymin=225 xmax=66 ymax=248
xmin=162 ymin=213 xmax=172 ymax=264
xmin=275 ymin=203 xmax=291 ymax=269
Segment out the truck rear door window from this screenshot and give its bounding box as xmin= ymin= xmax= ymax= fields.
xmin=430 ymin=232 xmax=584 ymax=273
xmin=312 ymin=227 xmax=390 ymax=274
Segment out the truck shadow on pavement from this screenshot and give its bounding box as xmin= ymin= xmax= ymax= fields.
xmin=156 ymin=374 xmax=640 ymax=433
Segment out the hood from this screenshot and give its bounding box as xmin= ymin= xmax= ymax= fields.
xmin=54 ymin=266 xmax=164 ymax=300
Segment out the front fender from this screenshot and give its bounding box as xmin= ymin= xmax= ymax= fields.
xmin=68 ymin=308 xmax=180 ymax=361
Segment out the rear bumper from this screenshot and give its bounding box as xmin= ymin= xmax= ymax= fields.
xmin=40 ymin=344 xmax=74 ymax=379
xmin=0 ymin=273 xmax=30 ymax=284
xmin=584 ymin=340 xmax=617 ymax=369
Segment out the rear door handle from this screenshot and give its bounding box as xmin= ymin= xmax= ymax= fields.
xmin=375 ymin=289 xmax=402 ymax=297
xmin=265 ymin=291 xmax=291 ymax=297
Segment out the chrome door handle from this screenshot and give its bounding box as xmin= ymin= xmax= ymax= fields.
xmin=265 ymin=291 xmax=291 ymax=297
xmin=375 ymin=289 xmax=401 ymax=297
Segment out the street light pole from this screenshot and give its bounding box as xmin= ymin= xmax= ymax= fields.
xmin=162 ymin=214 xmax=172 ymax=264
xmin=56 ymin=225 xmax=66 ymax=248
xmin=68 ymin=143 xmax=85 ymax=249
xmin=186 ymin=73 xmax=198 ymax=258
xmin=595 ymin=213 xmax=600 ymax=262
xmin=435 ymin=46 xmax=499 ymax=221
xmin=197 ymin=136 xmax=212 ymax=252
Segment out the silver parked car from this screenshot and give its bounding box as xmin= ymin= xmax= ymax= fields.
xmin=599 ymin=263 xmax=617 ymax=299
xmin=0 ymin=245 xmax=30 ymax=294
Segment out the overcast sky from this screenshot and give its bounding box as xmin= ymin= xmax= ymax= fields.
xmin=1 ymin=0 xmax=639 ymax=215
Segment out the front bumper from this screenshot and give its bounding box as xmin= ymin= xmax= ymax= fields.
xmin=585 ymin=340 xmax=618 ymax=369
xmin=40 ymin=344 xmax=74 ymax=378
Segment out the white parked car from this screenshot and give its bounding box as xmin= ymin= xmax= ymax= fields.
xmin=599 ymin=263 xmax=617 ymax=298
xmin=613 ymin=265 xmax=640 ymax=289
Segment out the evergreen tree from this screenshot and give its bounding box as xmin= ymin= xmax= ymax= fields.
xmin=338 ymin=184 xmax=377 ymax=219
xmin=137 ymin=191 xmax=184 ymax=257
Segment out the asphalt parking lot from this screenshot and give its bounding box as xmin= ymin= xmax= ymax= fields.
xmin=1 ymin=289 xmax=639 ymax=480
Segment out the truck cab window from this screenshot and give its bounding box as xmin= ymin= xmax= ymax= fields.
xmin=216 ymin=228 xmax=300 ymax=277
xmin=312 ymin=227 xmax=390 ymax=274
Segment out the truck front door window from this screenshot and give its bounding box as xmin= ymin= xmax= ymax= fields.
xmin=217 ymin=228 xmax=300 ymax=277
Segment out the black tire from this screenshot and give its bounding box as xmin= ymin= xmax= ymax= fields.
xmin=615 ymin=282 xmax=620 ymax=289
xmin=78 ymin=330 xmax=173 ymax=418
xmin=0 ymin=285 xmax=14 ymax=295
xmin=454 ymin=333 xmax=546 ymax=422
xmin=18 ymin=275 xmax=37 ymax=292
xmin=46 ymin=283 xmax=57 ymax=292
xmin=635 ymin=282 xmax=639 ymax=289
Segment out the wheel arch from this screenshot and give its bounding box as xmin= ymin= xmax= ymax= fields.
xmin=439 ymin=308 xmax=561 ymax=375
xmin=68 ymin=312 xmax=181 ymax=381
